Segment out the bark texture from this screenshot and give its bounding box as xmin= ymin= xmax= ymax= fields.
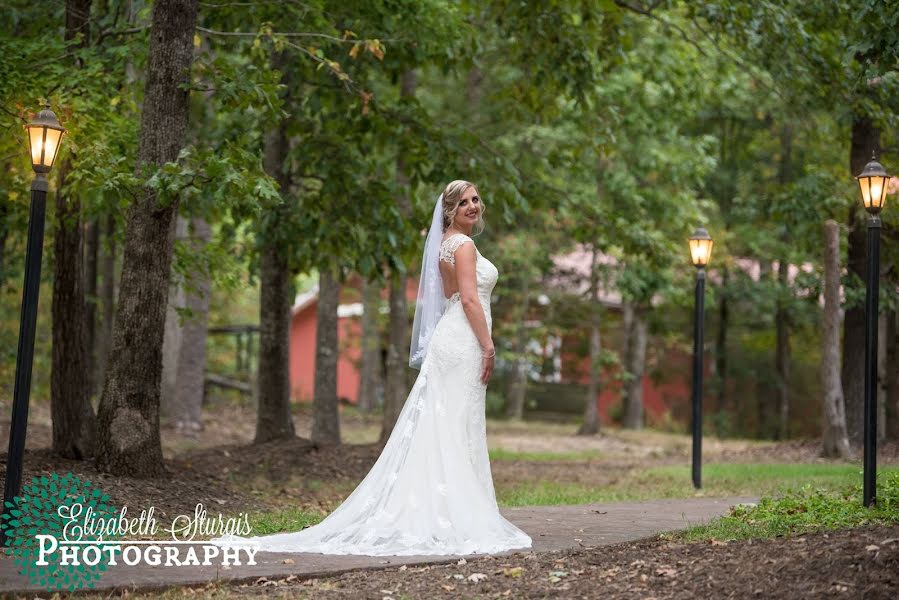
xmin=50 ymin=0 xmax=96 ymax=460
xmin=886 ymin=311 xmax=899 ymax=440
xmin=95 ymin=0 xmax=199 ymax=477
xmin=160 ymin=217 xmax=188 ymax=420
xmin=843 ymin=116 xmax=880 ymax=447
xmin=821 ymin=220 xmax=852 ymax=458
xmin=381 ymin=69 xmax=417 ymax=443
xmin=95 ymin=212 xmax=117 ymax=389
xmin=254 ymin=57 xmax=295 ymax=443
xmin=506 ymin=273 xmax=530 ymax=420
xmin=622 ymin=305 xmax=647 ymax=429
xmin=172 ymin=218 xmax=211 ymax=429
xmin=877 ymin=313 xmax=887 ymax=442
xmin=775 ymin=258 xmax=791 ymax=440
xmin=774 ymin=125 xmax=793 ymax=441
xmin=357 ymin=278 xmax=384 ymax=413
xmin=51 ymin=159 xmax=96 ymax=459
xmin=715 ymin=267 xmax=729 ymax=416
xmin=0 ymin=196 xmax=8 ymax=281
xmin=382 ymin=273 xmax=409 ymax=443
xmin=312 ymin=268 xmax=341 ymax=444
xmin=578 ymin=243 xmax=601 ymax=435
xmin=84 ymin=217 xmax=99 ymax=395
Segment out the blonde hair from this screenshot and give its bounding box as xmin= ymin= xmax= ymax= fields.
xmin=442 ymin=179 xmax=486 ymax=235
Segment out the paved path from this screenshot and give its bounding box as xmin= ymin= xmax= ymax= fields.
xmin=0 ymin=496 xmax=757 ymax=595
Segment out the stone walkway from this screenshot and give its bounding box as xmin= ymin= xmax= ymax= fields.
xmin=0 ymin=496 xmax=757 ymax=595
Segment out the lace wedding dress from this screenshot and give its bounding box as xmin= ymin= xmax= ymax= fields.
xmin=212 ymin=233 xmax=532 ymax=556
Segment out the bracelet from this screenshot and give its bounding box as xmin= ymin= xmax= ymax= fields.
xmin=482 ymin=349 xmax=496 ymax=358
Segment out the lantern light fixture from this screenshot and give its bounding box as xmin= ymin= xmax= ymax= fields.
xmin=856 ymin=153 xmax=890 ymax=215
xmin=24 ymin=104 xmax=66 ymax=174
xmin=689 ymin=227 xmax=713 ymax=268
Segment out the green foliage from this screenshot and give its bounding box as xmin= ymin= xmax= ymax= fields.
xmin=680 ymin=470 xmax=899 ymax=542
xmin=246 ymin=507 xmax=325 ymax=536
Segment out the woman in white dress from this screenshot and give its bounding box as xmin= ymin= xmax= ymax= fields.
xmin=212 ymin=180 xmax=532 ymax=556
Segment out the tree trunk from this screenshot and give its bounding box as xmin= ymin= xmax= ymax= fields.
xmin=756 ymin=261 xmax=776 ymax=438
xmin=357 ymin=278 xmax=383 ymax=413
xmin=622 ymin=305 xmax=647 ymax=429
xmin=95 ymin=0 xmax=199 ymax=477
xmin=254 ymin=234 xmax=295 ymax=443
xmin=821 ymin=220 xmax=852 ymax=458
xmin=84 ymin=217 xmax=99 ymax=396
xmin=0 ymin=198 xmax=8 ymax=281
xmin=843 ymin=116 xmax=880 ymax=448
xmin=160 ymin=217 xmax=187 ymax=422
xmin=51 ymin=160 xmax=96 ymax=459
xmin=774 ymin=124 xmax=794 ymax=441
xmin=95 ymin=212 xmax=116 ymax=389
xmin=715 ymin=267 xmax=729 ymax=415
xmin=50 ymin=0 xmax=96 ymax=460
xmin=382 ymin=273 xmax=408 ymax=443
xmin=381 ymin=69 xmax=417 ymax=443
xmin=506 ymin=272 xmax=531 ymax=420
xmin=578 ymin=243 xmax=601 ymax=435
xmin=775 ymin=259 xmax=791 ymax=440
xmin=878 ymin=312 xmax=887 ymax=442
xmin=172 ymin=217 xmax=211 ymax=430
xmin=312 ymin=267 xmax=341 ymax=444
xmin=886 ymin=310 xmax=899 ymax=440
xmin=254 ymin=58 xmax=296 ymax=443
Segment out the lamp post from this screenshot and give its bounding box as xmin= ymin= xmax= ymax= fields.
xmin=2 ymin=105 xmax=65 ymax=528
xmin=688 ymin=227 xmax=713 ymax=489
xmin=855 ymin=153 xmax=889 ymax=508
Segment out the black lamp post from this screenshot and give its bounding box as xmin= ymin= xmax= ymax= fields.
xmin=855 ymin=153 xmax=889 ymax=508
xmin=688 ymin=227 xmax=713 ymax=489
xmin=2 ymin=105 xmax=65 ymax=532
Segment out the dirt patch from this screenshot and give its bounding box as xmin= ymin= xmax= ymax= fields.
xmin=216 ymin=524 xmax=899 ymax=599
xmin=715 ymin=438 xmax=899 ymax=464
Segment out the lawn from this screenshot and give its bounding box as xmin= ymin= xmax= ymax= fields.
xmin=241 ymin=462 xmax=899 ymax=536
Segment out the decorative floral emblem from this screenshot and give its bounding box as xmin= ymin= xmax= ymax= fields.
xmin=1 ymin=472 xmax=120 ymax=592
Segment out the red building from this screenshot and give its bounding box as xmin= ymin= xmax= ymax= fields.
xmin=289 ymin=277 xmax=419 ymax=403
xmin=287 ymin=246 xmax=693 ymax=424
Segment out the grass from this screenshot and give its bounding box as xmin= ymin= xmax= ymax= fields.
xmin=488 ymin=448 xmax=603 ymax=462
xmin=676 ymin=470 xmax=899 ymax=542
xmin=231 ymin=463 xmax=899 ymax=531
xmin=246 ymin=506 xmax=325 ymax=535
xmin=496 ymin=463 xmax=899 ymax=507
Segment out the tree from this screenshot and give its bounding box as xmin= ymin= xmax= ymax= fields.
xmin=312 ymin=267 xmax=341 ymax=444
xmin=358 ymin=278 xmax=384 ymax=413
xmin=822 ymin=219 xmax=852 ymax=458
xmin=50 ymin=0 xmax=97 ymax=459
xmin=578 ymin=243 xmax=603 ymax=435
xmin=171 ymin=217 xmax=212 ymax=431
xmin=95 ymin=0 xmax=200 ymax=477
xmin=254 ymin=55 xmax=296 ymax=444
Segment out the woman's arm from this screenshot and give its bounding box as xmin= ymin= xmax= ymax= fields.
xmin=454 ymin=242 xmax=495 ymax=384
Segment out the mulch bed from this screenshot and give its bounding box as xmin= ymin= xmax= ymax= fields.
xmin=230 ymin=524 xmax=899 ymax=599
xmin=0 ymin=438 xmax=384 ymax=523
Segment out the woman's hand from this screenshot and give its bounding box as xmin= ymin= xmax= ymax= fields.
xmin=480 ymin=348 xmax=495 ymax=385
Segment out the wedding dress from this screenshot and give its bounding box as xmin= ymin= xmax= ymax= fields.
xmin=211 ymin=233 xmax=532 ymax=556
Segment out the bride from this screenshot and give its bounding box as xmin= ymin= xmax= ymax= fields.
xmin=212 ymin=180 xmax=532 ymax=556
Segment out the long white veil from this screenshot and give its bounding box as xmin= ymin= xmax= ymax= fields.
xmin=409 ymin=193 xmax=445 ymax=369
